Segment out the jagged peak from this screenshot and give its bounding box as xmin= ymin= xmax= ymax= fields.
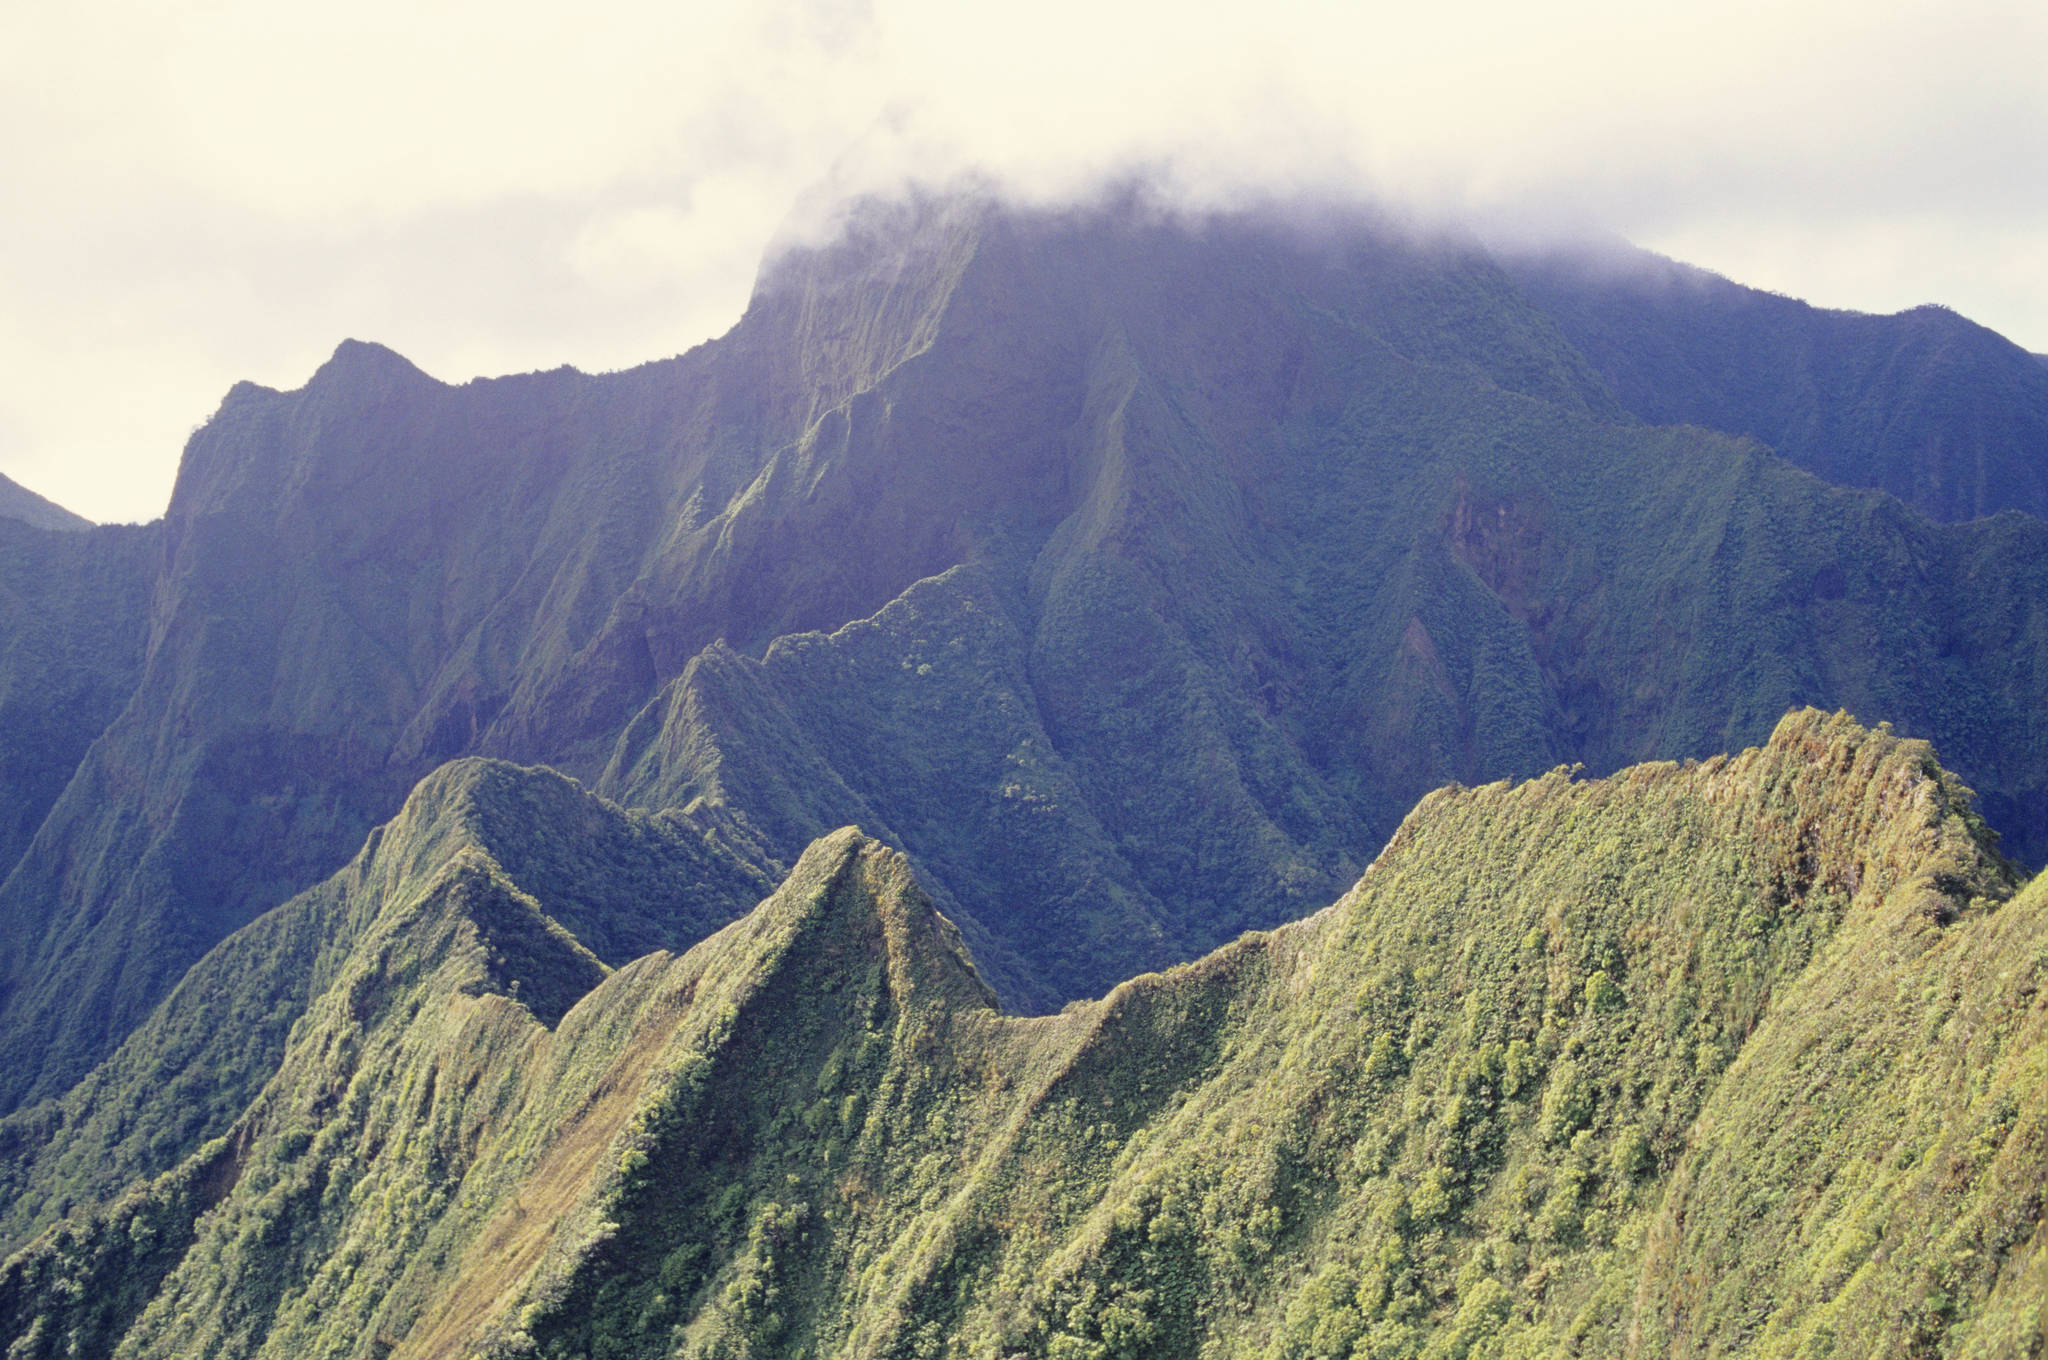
xmin=745 ymin=828 xmax=999 ymax=1017
xmin=305 ymin=337 xmax=439 ymax=392
xmin=217 ymin=379 xmax=278 ymax=408
xmin=163 ymin=339 xmax=444 ymax=521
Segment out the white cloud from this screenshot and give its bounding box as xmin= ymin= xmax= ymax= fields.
xmin=568 ymin=175 xmax=794 ymax=303
xmin=2 ymin=0 xmax=2044 ymax=522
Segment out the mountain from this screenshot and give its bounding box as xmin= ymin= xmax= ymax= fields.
xmin=5 ymin=192 xmax=2048 ymax=1124
xmin=1506 ymin=246 xmax=2048 ymax=524
xmin=0 ymin=475 xmax=91 ymax=534
xmin=5 ymin=711 xmax=2041 ymax=1358
xmin=0 ymin=757 xmax=775 ymax=1255
xmin=0 ymin=519 xmax=155 ymax=881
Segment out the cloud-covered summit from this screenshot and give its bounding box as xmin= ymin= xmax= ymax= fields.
xmin=4 ymin=0 xmax=2044 ymax=522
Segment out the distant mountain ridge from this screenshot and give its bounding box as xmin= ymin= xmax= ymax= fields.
xmin=3 ymin=191 xmax=2048 ymax=1124
xmin=0 ymin=475 xmax=90 ymax=533
xmin=1506 ymin=247 xmax=2048 ymax=524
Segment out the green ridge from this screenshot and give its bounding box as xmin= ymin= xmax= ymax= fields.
xmin=7 ymin=711 xmax=2043 ymax=1357
xmin=0 ymin=757 xmax=774 ymax=1257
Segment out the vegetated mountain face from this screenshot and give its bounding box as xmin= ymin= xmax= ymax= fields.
xmin=0 ymin=757 xmax=775 ymax=1255
xmin=0 ymin=475 xmax=92 ymax=534
xmin=6 ymin=711 xmax=2044 ymax=1359
xmin=0 ymin=519 xmax=155 ymax=883
xmin=1505 ymin=247 xmax=2048 ymax=524
xmin=6 ymin=192 xmax=2048 ymax=1122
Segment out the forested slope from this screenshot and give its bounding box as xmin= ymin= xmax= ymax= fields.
xmin=5 ymin=712 xmax=2041 ymax=1358
xmin=1508 ymin=247 xmax=2048 ymax=523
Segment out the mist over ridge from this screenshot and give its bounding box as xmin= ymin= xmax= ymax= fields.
xmin=8 ymin=0 xmax=2047 ymax=522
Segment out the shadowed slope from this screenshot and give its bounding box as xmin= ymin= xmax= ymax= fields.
xmin=0 ymin=520 xmax=153 ymax=878
xmin=0 ymin=475 xmax=91 ymax=534
xmin=1508 ymin=246 xmax=2048 ymax=524
xmin=0 ymin=211 xmax=1014 ymax=1110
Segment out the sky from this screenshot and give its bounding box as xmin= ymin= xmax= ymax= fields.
xmin=3 ymin=0 xmax=2045 ymax=524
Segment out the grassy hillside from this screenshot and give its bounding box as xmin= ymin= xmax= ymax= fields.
xmin=6 ymin=710 xmax=2043 ymax=1357
xmin=503 ymin=709 xmax=2039 ymax=1360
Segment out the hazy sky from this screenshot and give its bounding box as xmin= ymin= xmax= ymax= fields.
xmin=4 ymin=0 xmax=2045 ymax=523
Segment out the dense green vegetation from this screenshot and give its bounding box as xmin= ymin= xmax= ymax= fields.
xmin=1508 ymin=248 xmax=2048 ymax=524
xmin=5 ymin=711 xmax=2042 ymax=1357
xmin=0 ymin=757 xmax=772 ymax=1256
xmin=4 ymin=191 xmax=2048 ymax=1146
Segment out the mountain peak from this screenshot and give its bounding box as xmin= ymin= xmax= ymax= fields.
xmin=755 ymin=828 xmax=1001 ymax=1018
xmin=307 ymin=337 xmax=435 ymax=391
xmin=0 ymin=471 xmax=92 ymax=532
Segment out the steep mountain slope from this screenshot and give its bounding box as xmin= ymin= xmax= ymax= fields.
xmin=0 ymin=197 xmax=1087 ymax=1108
xmin=1507 ymin=247 xmax=2048 ymax=523
xmin=6 ymin=711 xmax=2040 ymax=1358
xmin=6 ymin=194 xmax=2048 ymax=1116
xmin=0 ymin=474 xmax=91 ymax=533
xmin=0 ymin=519 xmax=154 ymax=879
xmin=0 ymin=756 xmax=774 ymax=1256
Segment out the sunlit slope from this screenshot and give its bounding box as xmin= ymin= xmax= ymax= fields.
xmin=0 ymin=757 xmax=773 ymax=1257
xmin=506 ymin=709 xmax=2041 ymax=1360
xmin=9 ymin=710 xmax=2045 ymax=1358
